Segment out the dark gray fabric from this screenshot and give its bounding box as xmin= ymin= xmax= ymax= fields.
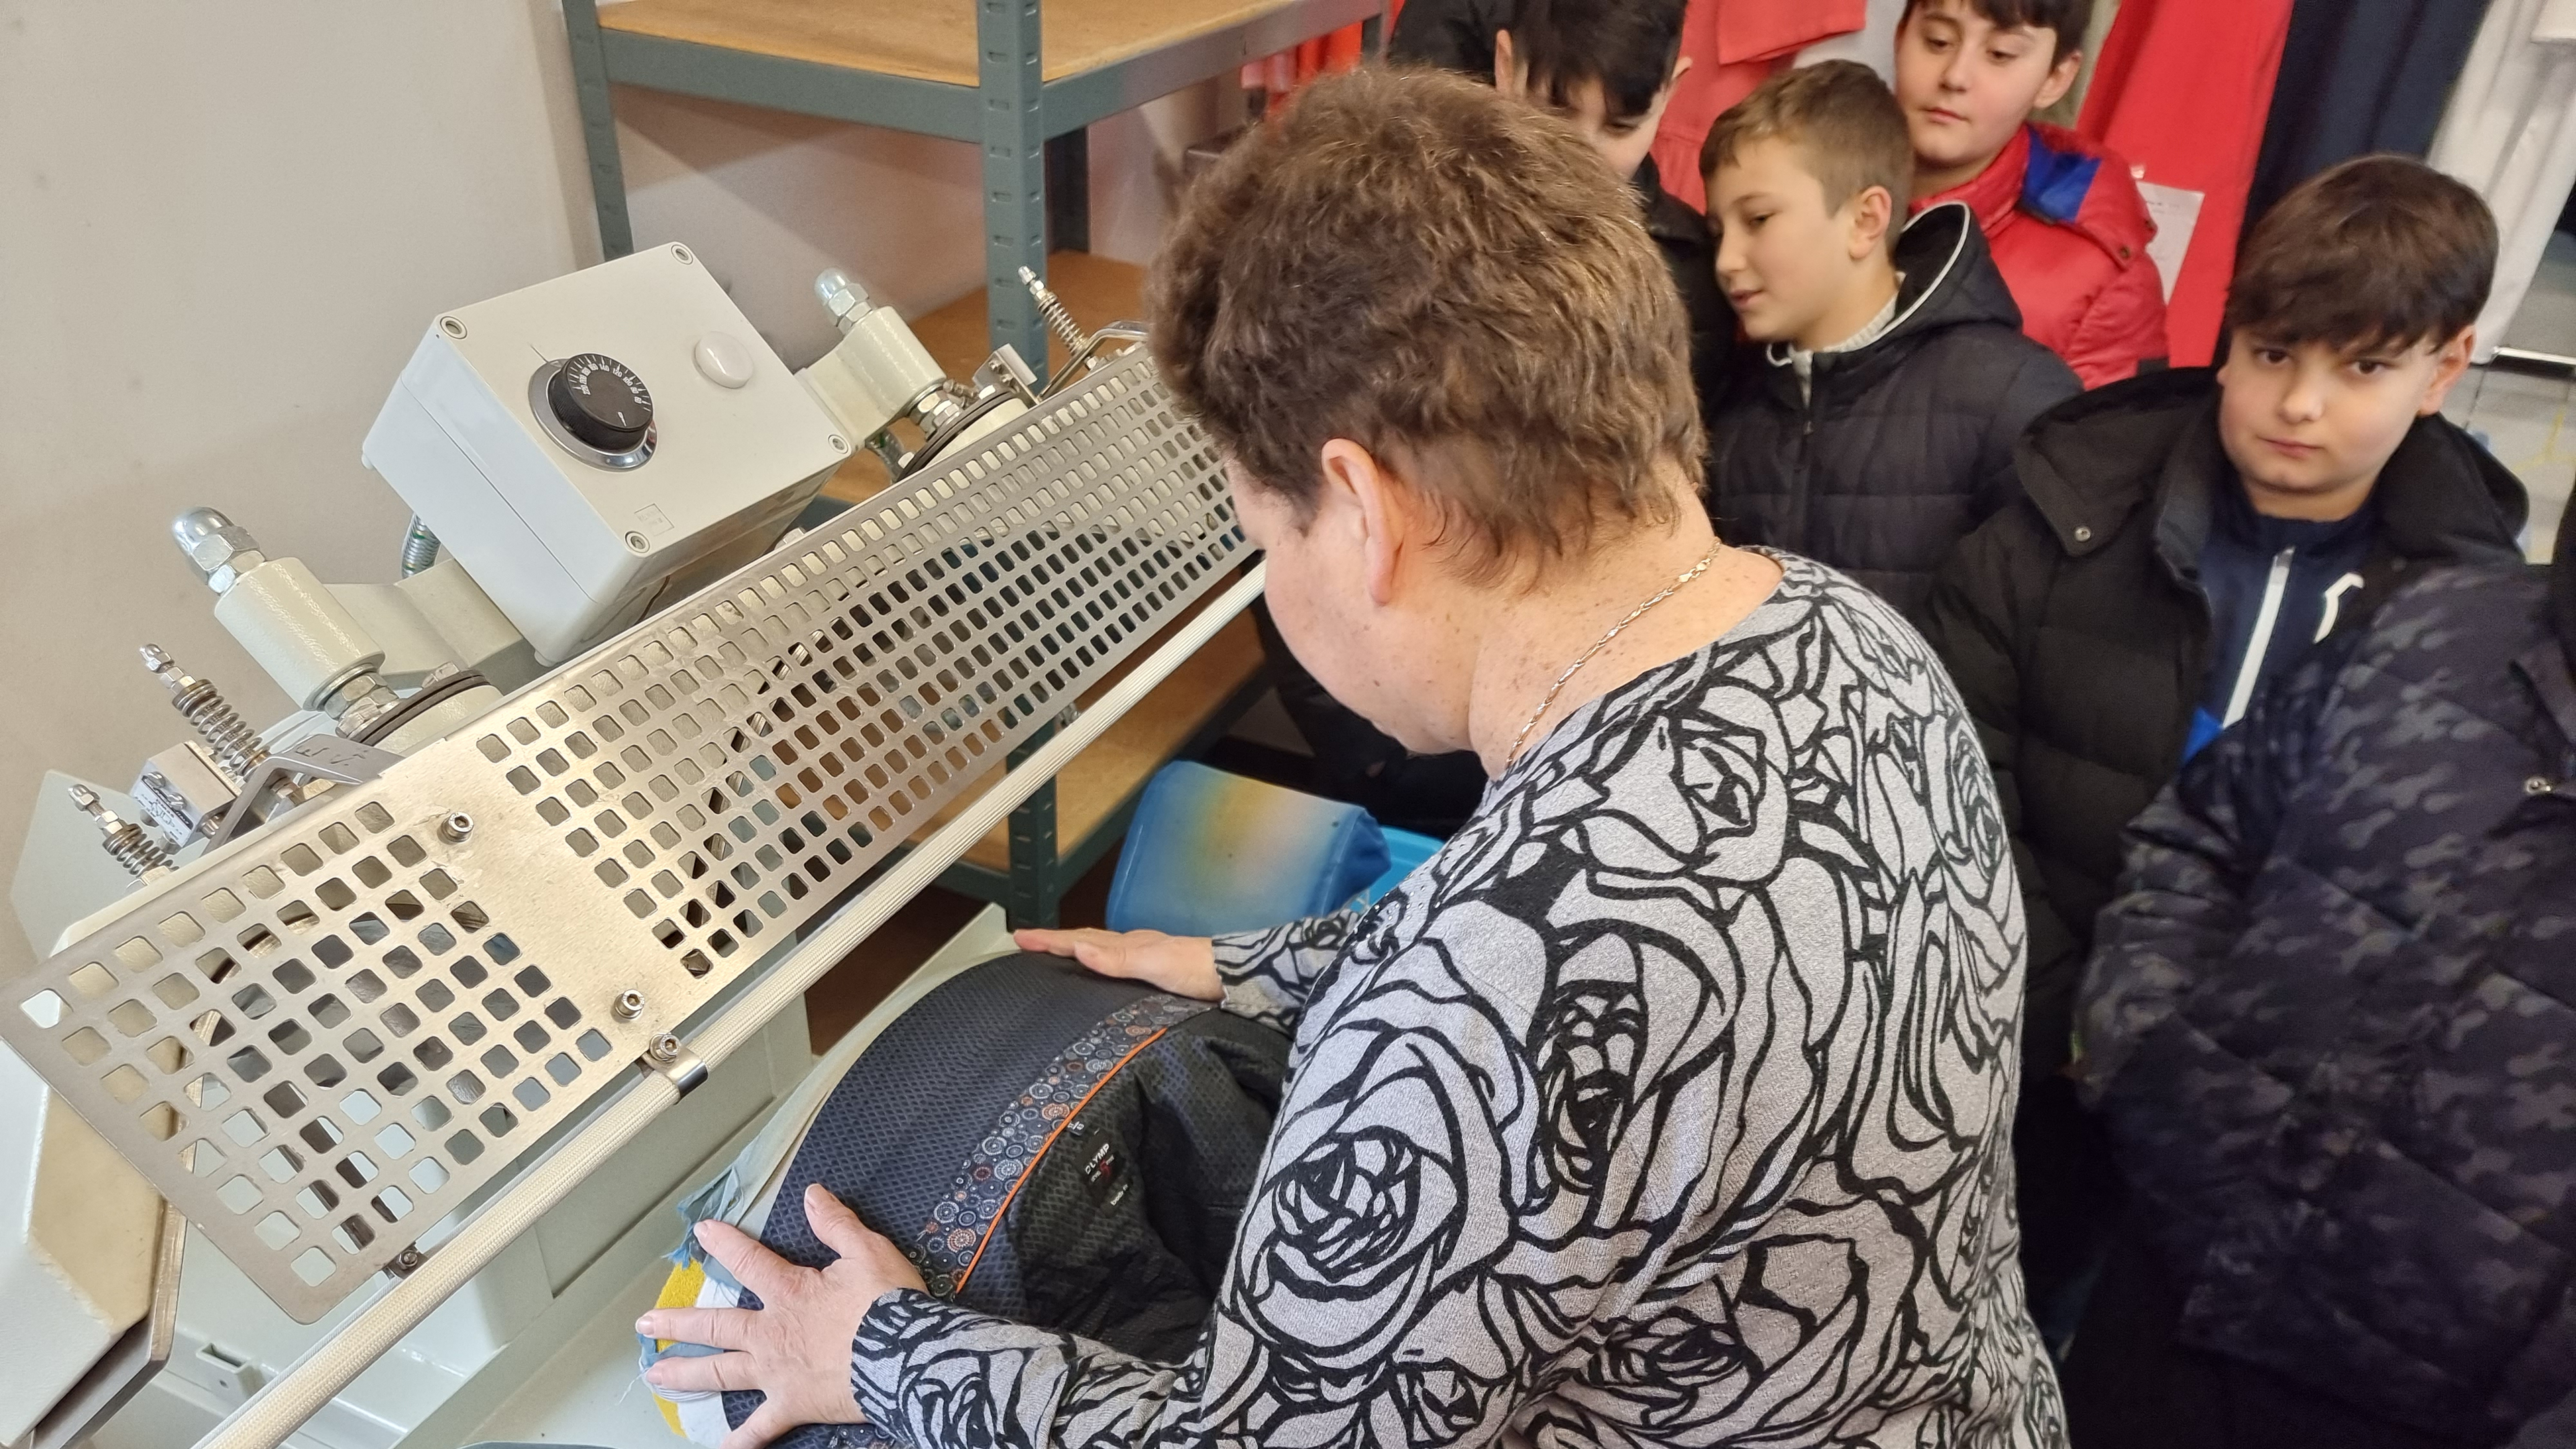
xmin=1706 ymin=202 xmax=2079 ymax=625
xmin=729 ymin=953 xmax=1290 ymax=1447
xmin=1387 ymin=0 xmax=1511 ymax=76
xmin=2062 ymin=1206 xmax=2496 ymax=1449
xmin=2077 ymin=564 xmax=2576 ymax=1441
xmin=2245 ymin=0 xmax=2494 ymax=235
xmin=2555 ymin=489 xmax=2576 ymax=680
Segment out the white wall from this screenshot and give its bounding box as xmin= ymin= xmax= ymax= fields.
xmin=0 ymin=0 xmax=1230 ymax=897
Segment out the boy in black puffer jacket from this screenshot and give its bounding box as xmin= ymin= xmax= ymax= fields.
xmin=2064 ymin=502 xmax=2576 ymax=1449
xmin=1925 ymin=155 xmax=2528 ymax=1356
xmin=1702 ymin=60 xmax=2077 ymax=625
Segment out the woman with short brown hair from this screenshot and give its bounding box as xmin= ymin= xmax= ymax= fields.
xmin=637 ymin=66 xmax=2063 ymax=1449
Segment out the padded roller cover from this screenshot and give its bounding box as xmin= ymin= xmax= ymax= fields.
xmin=710 ymin=952 xmax=1289 ymax=1446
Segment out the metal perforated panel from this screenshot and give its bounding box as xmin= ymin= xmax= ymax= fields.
xmin=1 ymin=348 xmax=1244 ymax=1320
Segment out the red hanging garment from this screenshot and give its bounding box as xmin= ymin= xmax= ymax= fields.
xmin=2077 ymin=0 xmax=2296 ymax=366
xmin=1650 ymin=0 xmax=1867 ymax=211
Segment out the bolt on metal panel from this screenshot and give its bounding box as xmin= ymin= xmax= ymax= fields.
xmin=0 ymin=349 xmax=1242 ymax=1320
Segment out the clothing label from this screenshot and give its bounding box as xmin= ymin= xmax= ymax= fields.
xmin=2136 ymin=178 xmax=2204 ymax=304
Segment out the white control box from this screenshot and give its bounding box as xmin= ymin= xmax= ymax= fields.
xmin=362 ymin=244 xmax=850 ymax=663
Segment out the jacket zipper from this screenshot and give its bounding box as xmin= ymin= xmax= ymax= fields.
xmin=2222 ymin=547 xmax=2296 ymax=727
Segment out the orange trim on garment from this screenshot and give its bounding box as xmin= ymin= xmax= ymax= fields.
xmin=953 ymin=1024 xmax=1177 ymax=1291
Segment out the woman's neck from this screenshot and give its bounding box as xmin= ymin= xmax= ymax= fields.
xmin=1461 ymin=510 xmax=1780 ymax=776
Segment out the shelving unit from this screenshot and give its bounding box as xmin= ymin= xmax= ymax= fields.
xmin=787 ymin=252 xmax=1271 ymax=925
xmin=559 ymin=3 xmax=1368 ymax=922
xmin=562 ymin=0 xmax=1387 ymax=372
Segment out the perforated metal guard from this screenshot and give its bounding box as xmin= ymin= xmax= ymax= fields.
xmin=0 ymin=348 xmax=1244 ymax=1320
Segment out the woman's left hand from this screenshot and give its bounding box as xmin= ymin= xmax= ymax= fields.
xmin=637 ymin=1182 xmax=928 ymax=1449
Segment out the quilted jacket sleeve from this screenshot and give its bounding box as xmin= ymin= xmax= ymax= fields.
xmin=1977 ymin=349 xmax=2081 ymax=523
xmin=2075 ymin=631 xmax=2357 ymax=1093
xmin=1925 ymin=508 xmax=2088 ymax=1077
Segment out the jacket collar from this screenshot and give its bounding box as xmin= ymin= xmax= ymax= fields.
xmin=1631 ymin=155 xmax=1706 ymax=248
xmin=1758 ymin=202 xmax=1986 ymax=396
xmin=2013 ymin=368 xmax=2530 ymax=575
xmin=2522 ymin=643 xmax=2576 ymax=764
xmin=1919 ymin=124 xmax=2027 ymax=237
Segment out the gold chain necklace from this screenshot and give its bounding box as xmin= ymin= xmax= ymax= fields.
xmin=1504 ymin=540 xmax=1726 ymax=771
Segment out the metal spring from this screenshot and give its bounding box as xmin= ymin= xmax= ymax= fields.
xmin=100 ymin=820 xmax=174 ymax=877
xmin=1018 ymin=266 xmax=1090 ymax=358
xmin=142 ymin=645 xmax=268 ymax=783
xmin=400 ymin=516 xmax=442 ymax=576
xmin=69 ymin=783 xmax=174 ymax=878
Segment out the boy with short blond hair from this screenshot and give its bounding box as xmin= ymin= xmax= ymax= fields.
xmin=1896 ymin=0 xmax=2165 ymax=387
xmin=1701 ymin=60 xmax=2076 ymax=623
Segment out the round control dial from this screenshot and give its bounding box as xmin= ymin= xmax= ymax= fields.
xmin=546 ymin=353 xmax=653 ymax=452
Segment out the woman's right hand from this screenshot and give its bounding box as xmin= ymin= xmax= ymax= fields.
xmin=1014 ymin=926 xmax=1222 ymax=1002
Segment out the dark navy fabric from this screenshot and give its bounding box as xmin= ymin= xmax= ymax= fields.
xmin=2078 ymin=561 xmax=2576 ymax=1441
xmin=2245 ymin=0 xmax=2491 ymax=233
xmin=725 ymin=953 xmax=1290 ymax=1447
xmin=2187 ymin=479 xmax=2380 ymax=759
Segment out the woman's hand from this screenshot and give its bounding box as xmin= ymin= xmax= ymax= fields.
xmin=1014 ymin=926 xmax=1222 ymax=1002
xmin=637 ymin=1183 xmax=926 ymax=1449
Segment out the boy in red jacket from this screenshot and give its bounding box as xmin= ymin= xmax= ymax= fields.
xmin=1897 ymin=0 xmax=2167 ymax=387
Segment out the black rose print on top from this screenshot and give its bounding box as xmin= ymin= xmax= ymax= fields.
xmin=847 ymin=556 xmax=2065 ymax=1448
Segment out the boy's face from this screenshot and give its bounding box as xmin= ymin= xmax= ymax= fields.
xmin=1494 ymin=37 xmax=1690 ymax=180
xmin=2214 ymin=329 xmax=2476 ymax=520
xmin=1709 ymin=137 xmax=1889 ymax=348
xmin=1894 ymin=0 xmax=2080 ymax=193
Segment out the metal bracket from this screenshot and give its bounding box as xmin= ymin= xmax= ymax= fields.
xmin=973 ymin=344 xmax=1042 ymax=407
xmin=32 ymin=1199 xmax=186 ymax=1449
xmin=1045 ymin=323 xmax=1148 ymax=398
xmin=640 ymin=1032 xmax=706 ymax=1095
xmin=207 ymin=735 xmax=405 ymax=847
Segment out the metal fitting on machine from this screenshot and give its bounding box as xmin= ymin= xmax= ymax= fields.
xmin=171 ymin=507 xmax=268 ymax=594
xmin=1018 ymin=266 xmax=1091 ymax=357
xmin=398 ymin=516 xmax=442 ymax=577
xmin=643 ymin=1032 xmax=706 ymax=1095
xmin=68 ymin=782 xmax=174 ymax=879
xmin=140 ymin=644 xmax=268 ymax=784
xmin=814 ymin=268 xmax=872 ymax=333
xmin=327 ymin=674 xmax=405 ymax=739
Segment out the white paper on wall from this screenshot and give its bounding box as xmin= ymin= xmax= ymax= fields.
xmin=2136 ymin=178 xmax=2204 ymax=304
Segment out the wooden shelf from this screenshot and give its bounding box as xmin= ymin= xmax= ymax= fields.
xmin=804 ymin=250 xmax=1262 ymax=874
xmin=568 ymin=0 xmax=1362 ymax=923
xmin=919 ymin=602 xmax=1266 ymax=871
xmin=600 ymin=0 xmax=1307 ymax=87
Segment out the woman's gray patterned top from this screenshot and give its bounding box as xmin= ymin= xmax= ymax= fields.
xmin=849 ymin=555 xmax=2066 ymax=1447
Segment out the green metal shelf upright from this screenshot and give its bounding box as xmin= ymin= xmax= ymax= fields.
xmin=560 ymin=0 xmax=1377 ymax=922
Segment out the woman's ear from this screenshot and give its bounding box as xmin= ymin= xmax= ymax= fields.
xmin=1318 ymin=438 xmax=1407 ymax=607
